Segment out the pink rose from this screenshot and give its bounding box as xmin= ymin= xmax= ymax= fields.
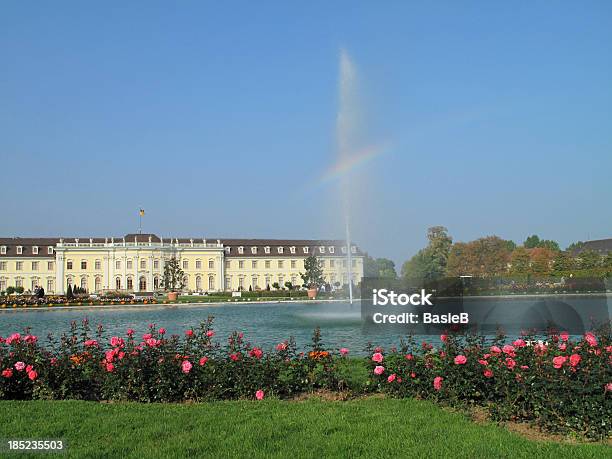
xmin=127 ymin=328 xmax=134 ymax=336
xmin=483 ymin=369 xmax=493 ymax=378
xmin=534 ymin=343 xmax=548 ymax=355
xmin=433 ymin=376 xmax=443 ymax=391
xmin=560 ymin=331 xmax=569 ymax=342
xmin=502 ymin=345 xmax=516 ymax=357
xmin=2 ymin=368 xmax=13 ymax=378
xmin=110 ymin=336 xmax=124 ymax=347
xmin=410 ymin=372 xmax=416 ymax=378
xmin=25 ymin=365 xmax=33 ymax=373
xmin=14 ymin=361 xmax=25 ymax=371
xmin=440 ymin=334 xmax=448 ymax=343
xmin=606 ymin=383 xmax=612 ymax=392
xmin=145 ymin=338 xmax=161 ymax=347
xmin=569 ymin=354 xmax=581 ymax=367
xmin=490 ymin=346 xmax=502 ymax=355
xmin=520 ymin=365 xmax=529 ymax=370
xmin=181 ymin=360 xmax=192 ymax=374
xmin=340 ymin=348 xmax=349 ymax=356
xmin=505 ymin=358 xmax=516 ymax=370
xmin=27 ymin=370 xmax=38 ymax=381
xmin=106 ymin=363 xmax=114 ymax=372
xmin=142 ymin=333 xmax=152 ymax=340
xmin=229 ymin=353 xmax=240 ymax=361
xmin=552 ymin=355 xmax=567 ymax=369
xmin=276 ymin=342 xmax=288 ymax=351
xmin=373 ymin=365 xmax=385 ymax=375
xmin=199 ymin=357 xmax=208 ymax=366
xmin=24 ymin=335 xmax=38 ymax=344
xmin=185 ymin=329 xmax=194 ymax=337
xmin=84 ymin=339 xmax=98 ymax=347
xmin=478 ymin=359 xmax=488 ymax=366
xmin=405 ymin=353 xmax=414 ymax=360
xmin=249 ymin=347 xmax=263 ymax=359
xmin=558 ymin=343 xmax=567 ymax=351
xmin=513 ymin=339 xmax=526 ymax=348
xmin=6 ymin=333 xmax=21 ymax=345
xmin=255 ymin=390 xmax=265 ymax=400
xmin=206 ymin=330 xmax=215 ymax=338
xmin=158 ymin=328 xmax=166 ymax=335
xmin=454 ymin=355 xmax=467 ymax=365
xmin=371 ymin=352 xmax=383 ymax=363
xmin=584 ymin=332 xmax=597 ymax=347
xmin=387 ymin=373 xmax=396 ymax=383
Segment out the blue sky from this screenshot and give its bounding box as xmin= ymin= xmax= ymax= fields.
xmin=1 ymin=1 xmax=611 ymax=265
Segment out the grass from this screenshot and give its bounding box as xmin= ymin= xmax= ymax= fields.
xmin=0 ymin=399 xmax=608 ymax=458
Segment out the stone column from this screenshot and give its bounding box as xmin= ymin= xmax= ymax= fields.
xmin=148 ymin=255 xmax=154 ymax=292
xmin=134 ymin=253 xmax=140 ymax=292
xmin=56 ymin=251 xmax=65 ymax=294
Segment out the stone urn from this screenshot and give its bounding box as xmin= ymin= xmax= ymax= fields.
xmin=307 ymin=288 xmax=318 ymax=299
xmin=167 ymin=291 xmax=179 ymax=301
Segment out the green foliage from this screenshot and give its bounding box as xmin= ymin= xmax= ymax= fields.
xmin=402 ymin=226 xmax=452 ymax=280
xmin=364 ymin=255 xmax=397 ymax=278
xmin=524 ymin=235 xmax=560 ymax=251
xmin=284 ymin=282 xmax=293 ymax=290
xmin=272 ymin=282 xmax=280 ymax=290
xmin=161 ymin=258 xmax=185 ymax=292
xmin=5 ymin=286 xmax=15 ymax=295
xmin=300 ymin=255 xmax=324 ymax=288
xmin=14 ymin=286 xmax=24 ymax=295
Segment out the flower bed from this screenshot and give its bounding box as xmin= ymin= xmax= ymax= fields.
xmin=0 ymin=319 xmax=610 ymax=440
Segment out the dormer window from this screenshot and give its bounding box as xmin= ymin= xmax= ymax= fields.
xmin=32 ymin=246 xmax=39 ymax=255
xmin=303 ymin=247 xmax=309 ymax=254
xmin=277 ymin=247 xmax=284 ymax=254
xmin=319 ymin=246 xmax=325 ymax=254
xmin=251 ymin=247 xmax=257 ymax=254
xmin=238 ymin=246 xmax=244 ymax=254
xmin=290 ymin=246 xmax=296 ymax=254
xmin=48 ymin=246 xmax=54 ymax=255
xmin=329 ymin=247 xmax=335 ymax=254
xmin=16 ymin=246 xmax=23 ymax=255
xmin=264 ymin=246 xmax=270 ymax=254
xmin=0 ymin=246 xmax=6 ymax=254
xmin=225 ymin=247 xmax=231 ymax=254
xmin=351 ymin=246 xmax=357 ymax=253
xmin=341 ymin=247 xmax=347 ymax=254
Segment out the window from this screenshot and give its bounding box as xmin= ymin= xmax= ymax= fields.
xmin=16 ymin=261 xmax=23 ymax=271
xmin=225 ymin=247 xmax=231 ymax=254
xmin=238 ymin=246 xmax=244 ymax=254
xmin=116 ymin=277 xmax=121 ymax=289
xmin=265 ymin=260 xmax=270 ymax=269
xmin=238 ymin=277 xmax=244 ymax=289
xmin=196 ymin=276 xmax=202 ymax=290
xmin=225 ymin=260 xmax=231 ymax=269
xmin=251 ymin=247 xmax=257 ymax=254
xmin=264 ymin=246 xmax=270 ymax=254
xmin=95 ymin=277 xmax=102 ymax=291
xmin=127 ymin=278 xmax=133 ymax=290
xmin=329 ymin=247 xmax=335 ymax=254
xmin=239 ymin=260 xmax=244 ymax=269
xmin=127 ymin=260 xmax=133 ymax=269
xmin=183 ymin=275 xmax=189 ymax=288
xmin=265 ymin=276 xmax=271 ymax=288
xmin=0 ymin=246 xmax=5 ymax=255
xmin=225 ymin=277 xmax=231 ymax=290
xmin=341 ymin=247 xmax=347 ymax=254
xmin=330 ymin=274 xmax=336 ymax=283
xmin=116 ymin=260 xmax=121 ymax=270
xmin=196 ymin=260 xmax=202 ymax=269
xmin=153 ymin=259 xmax=159 ymax=269
xmin=48 ymin=246 xmax=54 ymax=255
xmin=80 ymin=277 xmax=87 ymax=290
xmin=140 ymin=259 xmax=146 ymax=269
xmin=303 ymin=247 xmax=309 ymax=254
xmin=290 ymin=246 xmax=296 ymax=254
xmin=31 ymin=278 xmax=39 ymax=291
xmin=154 ymin=277 xmax=160 ymax=289
xmin=0 ymin=278 xmax=6 ymax=291
xmin=47 ymin=279 xmax=54 ymax=292
xmin=291 ymin=260 xmax=296 ymax=269
xmin=291 ymin=275 xmax=297 ymax=285
xmin=209 ymin=259 xmax=214 ymax=269
xmin=252 ymin=260 xmax=257 ymax=269
xmin=139 ymin=277 xmax=146 ymax=291
xmin=278 ymin=260 xmax=284 ymax=269
xmin=208 ymin=275 xmax=215 ymax=290
xmin=95 ymin=260 xmax=102 ymax=270
xmin=47 ymin=261 xmax=54 ymax=271
xmin=351 ymin=246 xmax=357 ymax=253
xmin=81 ymin=261 xmax=87 ymax=270
xmin=277 ymin=247 xmax=284 ymax=254
xmin=319 ymin=246 xmax=325 ymax=253
xmin=67 ymin=277 xmax=73 ymax=287
xmin=15 ymin=278 xmax=23 ymax=288
xmin=32 ymin=246 xmax=39 ymax=254
xmin=278 ymin=275 xmax=284 ymax=285
xmin=251 ymin=276 xmax=258 ymax=289
xmin=0 ymin=262 xmax=6 ymax=271
xmin=32 ymin=261 xmax=38 ymax=271
xmin=182 ymin=260 xmax=189 ymax=270
xmin=330 ymin=260 xmax=335 ymax=268
xmin=16 ymin=246 xmax=23 ymax=254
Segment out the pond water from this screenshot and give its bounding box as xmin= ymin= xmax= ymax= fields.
xmin=0 ymin=296 xmax=609 ymax=353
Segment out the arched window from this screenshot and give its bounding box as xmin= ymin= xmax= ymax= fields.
xmin=153 ymin=277 xmax=159 ymax=290
xmin=67 ymin=277 xmax=73 ymax=287
xmin=80 ymin=277 xmax=87 ymax=291
xmin=139 ymin=276 xmax=146 ymax=291
xmin=208 ymin=275 xmax=215 ymax=291
xmin=95 ymin=277 xmax=102 ymax=292
xmin=183 ymin=275 xmax=189 ymax=290
xmin=116 ymin=277 xmax=121 ymax=290
xmin=196 ymin=276 xmax=202 ymax=291
xmin=127 ymin=277 xmax=133 ymax=290
xmin=47 ymin=279 xmax=54 ymax=293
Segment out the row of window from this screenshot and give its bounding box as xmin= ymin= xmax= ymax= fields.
xmin=0 ymin=261 xmax=54 ymax=271
xmin=0 ymin=278 xmax=55 ymax=292
xmin=65 ymin=259 xmax=218 ymax=271
xmin=0 ymin=246 xmax=54 ymax=255
xmin=229 ymin=259 xmax=356 ymax=270
xmin=225 ymin=272 xmax=357 ymax=290
xmin=229 ymin=246 xmax=357 ymax=255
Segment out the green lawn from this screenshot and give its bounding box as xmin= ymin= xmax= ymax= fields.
xmin=0 ymin=399 xmax=608 ymax=458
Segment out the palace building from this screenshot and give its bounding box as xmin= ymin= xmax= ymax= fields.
xmin=0 ymin=234 xmax=364 ymax=294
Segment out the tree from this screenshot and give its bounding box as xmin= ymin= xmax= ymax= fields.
xmin=524 ymin=235 xmax=541 ymax=249
xmin=524 ymin=234 xmax=560 ymax=251
xmin=566 ymin=241 xmax=585 ymax=253
xmin=552 ymin=251 xmax=575 ymax=275
xmin=15 ymin=286 xmax=24 ymax=294
xmin=401 ymin=226 xmax=452 ymax=280
xmin=5 ymin=286 xmax=15 ymax=295
xmin=301 ymin=255 xmax=325 ymax=288
xmin=510 ymin=247 xmax=531 ymax=274
xmin=530 ymin=247 xmax=556 ymax=274
xmin=272 ymin=282 xmax=280 ymax=290
xmin=446 ymin=236 xmax=512 ymax=277
xmin=66 ymin=284 xmax=73 ymax=299
xmin=578 ymin=250 xmax=601 ymax=270
xmin=161 ymin=257 xmax=185 ymax=292
xmin=364 ymin=254 xmax=397 ymax=278
xmin=284 ymin=281 xmax=293 ymax=290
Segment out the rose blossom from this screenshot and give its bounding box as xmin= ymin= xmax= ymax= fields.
xmin=478 ymin=359 xmax=488 ymax=366
xmin=2 ymin=368 xmax=13 ymax=378
xmin=454 ymin=355 xmax=467 ymax=365
xmin=142 ymin=333 xmax=152 ymax=340
xmin=490 ymin=346 xmax=502 ymax=355
xmin=199 ymin=357 xmax=208 ymax=366
xmin=340 ymin=348 xmax=349 ymax=356
xmin=24 ymin=335 xmax=38 ymax=344
xmin=502 ymin=345 xmax=516 ymax=357
xmin=181 ymin=360 xmax=192 ymax=374
xmin=372 ymin=352 xmax=383 ymax=363
xmin=606 ymin=383 xmax=612 ymax=392
xmin=229 ymin=353 xmax=240 ymax=361
xmin=110 ymin=336 xmax=124 ymax=347
xmin=387 ymin=373 xmax=396 ymax=383
xmin=505 ymin=358 xmax=516 ymax=370
xmin=560 ymin=331 xmax=569 ymax=342
xmin=84 ymin=339 xmax=98 ymax=347
xmin=255 ymin=390 xmax=265 ymax=400
xmin=126 ymin=328 xmax=134 ymax=336
xmin=276 ymin=342 xmax=288 ymax=351
xmin=410 ymin=372 xmax=416 ymax=378
xmin=558 ymin=343 xmax=567 ymax=351
xmin=27 ymin=370 xmax=38 ymax=381
xmin=405 ymin=354 xmax=414 ymax=361
xmin=433 ymin=376 xmax=443 ymax=391
xmin=106 ymin=363 xmax=114 ymax=372
xmin=206 ymin=330 xmax=215 ymax=338
xmin=185 ymin=329 xmax=194 ymax=337
xmin=440 ymin=334 xmax=448 ymax=343
xmin=569 ymin=354 xmax=581 ymax=367
xmin=249 ymin=347 xmax=263 ymax=359
xmin=513 ymin=339 xmax=526 ymax=348
xmin=483 ymin=369 xmax=493 ymax=378
xmin=552 ymin=356 xmax=567 ymax=369
xmin=373 ymin=366 xmax=385 ymax=375
xmin=14 ymin=361 xmax=25 ymax=371
xmin=584 ymin=332 xmax=597 ymax=347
